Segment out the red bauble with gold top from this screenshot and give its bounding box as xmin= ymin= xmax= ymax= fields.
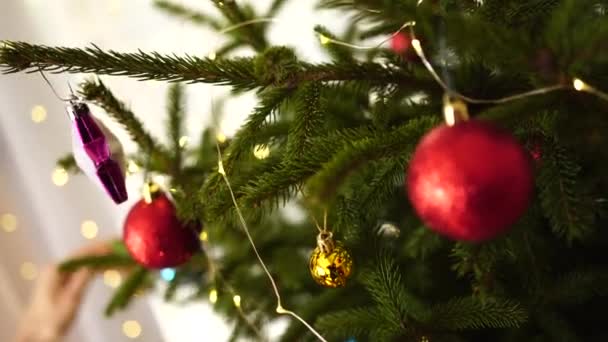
xmin=124 ymin=191 xmax=200 ymax=268
xmin=406 ymin=120 xmax=534 ymax=242
xmin=390 ymin=32 xmax=420 ymax=62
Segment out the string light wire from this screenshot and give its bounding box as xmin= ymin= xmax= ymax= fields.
xmin=201 ymin=234 xmax=266 ymax=341
xmin=206 ymin=66 xmax=325 ymax=338
xmin=137 ymin=11 xmax=608 ymax=342
xmin=172 ymin=11 xmax=266 ymax=339
xmin=319 ymin=21 xmax=416 ymax=51
xmin=317 ymin=21 xmax=608 ymax=105
xmin=406 ymin=26 xmax=569 ymax=104
xmin=215 ymin=144 xmax=328 ymax=342
xmin=38 ymin=69 xmax=78 ymax=103
xmin=208 ymin=18 xmax=281 ymax=59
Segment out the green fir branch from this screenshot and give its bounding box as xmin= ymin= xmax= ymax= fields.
xmin=451 ymin=241 xmax=516 ymax=298
xmin=535 ymin=309 xmax=581 ymax=342
xmin=105 ymin=266 xmax=148 ymax=316
xmin=205 ymin=124 xmax=412 ymax=219
xmin=238 ymin=162 xmax=306 ymax=209
xmin=163 ymin=270 xmax=184 ymax=301
xmin=214 ymin=41 xmax=244 ymax=58
xmin=546 ymin=269 xmax=608 ymax=306
xmin=293 ymin=61 xmax=426 ymax=88
xmin=315 ymin=306 xmax=384 ymax=340
xmin=223 ymin=87 xmax=294 ymax=170
xmin=537 ymin=139 xmax=595 ymax=242
xmin=59 ymin=254 xmax=135 ymax=272
xmin=403 ymin=227 xmax=445 ymax=260
xmin=314 ymin=25 xmax=356 ymax=63
xmin=210 ymin=0 xmax=268 ymax=52
xmin=307 ymin=116 xmax=438 ymax=201
xmin=167 ymin=83 xmax=186 ymax=175
xmin=480 ymin=0 xmax=560 ymax=29
xmin=202 ymin=152 xmax=286 ymax=223
xmin=354 ymin=156 xmax=406 ymax=212
xmin=207 ymin=125 xmax=375 ymax=217
xmin=0 ymin=41 xmax=432 ymax=90
xmin=279 ymin=291 xmax=344 ymax=342
xmin=287 ymin=82 xmax=324 ymax=158
xmin=361 ymin=252 xmax=430 ymax=330
xmin=57 ymin=154 xmax=80 ymax=174
xmin=154 ymin=0 xmax=223 ymax=29
xmin=430 ymin=297 xmax=527 ymax=330
xmin=335 ymin=157 xmax=404 ymax=238
xmin=0 ymin=41 xmax=259 ymax=89
xmin=267 ymin=0 xmax=289 ymax=16
xmin=369 ymin=326 xmax=403 ymax=342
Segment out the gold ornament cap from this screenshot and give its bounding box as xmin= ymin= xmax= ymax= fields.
xmin=142 ymin=181 xmax=163 ymax=204
xmin=443 ymin=93 xmax=469 ymax=126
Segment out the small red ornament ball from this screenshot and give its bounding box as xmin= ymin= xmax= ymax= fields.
xmin=124 ymin=193 xmax=199 ymax=268
xmin=406 ymin=120 xmax=534 ymax=242
xmin=391 ymin=32 xmax=413 ymax=54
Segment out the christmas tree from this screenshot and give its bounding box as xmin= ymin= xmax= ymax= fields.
xmin=2 ymin=0 xmax=608 ymax=341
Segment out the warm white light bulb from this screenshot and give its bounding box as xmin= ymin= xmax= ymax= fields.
xmin=1 ymin=213 xmax=17 ymax=232
xmin=80 ymin=220 xmax=98 ymax=239
xmin=209 ymin=289 xmax=218 ymax=303
xmin=253 ymin=144 xmax=270 ymax=160
xmin=31 ymin=105 xmax=47 ymax=123
xmin=216 ymin=131 xmax=227 ymax=143
xmin=218 ymin=160 xmax=226 ymax=175
xmin=127 ymin=160 xmax=140 ymax=174
xmin=318 ymin=34 xmax=331 ymax=45
xmin=233 ymin=294 xmax=241 ymax=308
xmin=443 ymin=104 xmax=456 ymax=126
xmin=178 ymin=136 xmax=189 ymax=148
xmin=104 ymin=270 xmax=122 ymax=288
xmin=411 ymin=39 xmax=422 ymax=53
xmin=20 ymin=262 xmax=38 ymax=280
xmin=573 ymin=78 xmax=587 ymax=91
xmin=52 ymin=167 xmax=69 ymax=186
xmin=122 ymin=320 xmax=142 ymax=339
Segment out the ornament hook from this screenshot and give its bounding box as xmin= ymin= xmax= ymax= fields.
xmin=38 ymin=69 xmax=76 ymax=102
xmin=443 ymin=93 xmax=469 ymax=126
xmin=316 ymin=230 xmax=334 ymax=254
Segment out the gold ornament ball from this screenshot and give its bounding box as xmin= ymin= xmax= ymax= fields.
xmin=309 ymin=242 xmax=353 ymax=288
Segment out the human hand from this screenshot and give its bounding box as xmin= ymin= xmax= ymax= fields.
xmin=15 ymin=241 xmax=111 ymax=342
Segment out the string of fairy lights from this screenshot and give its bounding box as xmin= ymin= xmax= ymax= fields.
xmin=318 ymin=23 xmax=608 ymax=117
xmin=199 ymin=230 xmax=267 ymax=341
xmin=4 ymin=2 xmax=607 ymax=342
xmin=206 ymin=7 xmax=608 ymax=342
xmin=215 ymin=146 xmax=330 ymax=342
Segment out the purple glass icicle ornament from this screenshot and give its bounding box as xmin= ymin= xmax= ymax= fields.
xmin=67 ymin=101 xmax=128 ymax=204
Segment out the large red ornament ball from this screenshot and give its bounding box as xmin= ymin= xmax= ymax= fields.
xmin=124 ymin=192 xmax=200 ymax=268
xmin=406 ymin=120 xmax=534 ymax=242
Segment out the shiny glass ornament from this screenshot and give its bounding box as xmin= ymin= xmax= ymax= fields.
xmin=68 ymin=101 xmax=127 ymax=204
xmin=309 ymin=232 xmax=353 ymax=288
xmin=407 ymin=120 xmax=533 ymax=242
xmin=124 ymin=188 xmax=200 ymax=269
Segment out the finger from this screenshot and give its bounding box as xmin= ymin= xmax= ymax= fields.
xmin=34 ymin=264 xmax=64 ymax=296
xmin=60 ymin=268 xmax=94 ymax=303
xmin=54 ymin=268 xmax=95 ymax=338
